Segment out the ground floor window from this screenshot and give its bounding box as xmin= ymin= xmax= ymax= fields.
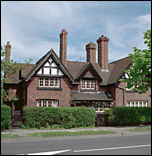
xmin=126 ymin=100 xmax=148 ymax=107
xmin=37 ymin=99 xmax=59 ymax=107
xmin=72 ymin=101 xmax=111 ymax=113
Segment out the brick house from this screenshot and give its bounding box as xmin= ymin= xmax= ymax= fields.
xmin=4 ymin=29 xmax=151 ymax=120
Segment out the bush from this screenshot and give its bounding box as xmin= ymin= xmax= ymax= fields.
xmin=22 ymin=106 xmax=96 ymax=129
xmin=1 ymin=105 xmax=11 ymax=130
xmin=105 ymin=106 xmax=151 ymax=126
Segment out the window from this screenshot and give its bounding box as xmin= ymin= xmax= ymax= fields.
xmin=45 ymin=78 xmax=49 ymax=87
xmin=39 ymin=78 xmax=44 ymax=87
xmin=37 ymin=100 xmax=59 ymax=107
xmin=39 ymin=78 xmax=60 ymax=88
xmin=81 ymin=80 xmax=95 ymax=89
xmin=126 ymin=101 xmax=148 ymax=107
xmin=87 ymin=102 xmax=110 ymax=112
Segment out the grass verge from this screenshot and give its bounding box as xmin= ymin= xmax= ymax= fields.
xmin=1 ymin=133 xmax=19 ymax=139
xmin=27 ymin=130 xmax=116 ymax=137
xmin=21 ymin=125 xmax=95 ymax=130
xmin=128 ymin=126 xmax=151 ymax=132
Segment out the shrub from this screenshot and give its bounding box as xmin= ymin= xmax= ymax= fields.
xmin=22 ymin=106 xmax=96 ymax=129
xmin=105 ymin=106 xmax=151 ymax=126
xmin=1 ymin=105 xmax=11 ymax=130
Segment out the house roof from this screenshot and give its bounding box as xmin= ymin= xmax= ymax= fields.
xmin=108 ymin=57 xmax=131 ymax=84
xmin=5 ymin=50 xmax=131 ymax=86
xmin=71 ymin=91 xmax=114 ymax=101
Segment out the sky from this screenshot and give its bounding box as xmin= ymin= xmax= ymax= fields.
xmin=1 ymin=1 xmax=151 ymax=64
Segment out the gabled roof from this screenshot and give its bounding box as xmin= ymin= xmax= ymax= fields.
xmin=25 ymin=49 xmax=75 ymax=83
xmin=5 ymin=50 xmax=131 ymax=86
xmin=108 ymin=57 xmax=131 ymax=84
xmin=73 ymin=63 xmax=104 ymax=81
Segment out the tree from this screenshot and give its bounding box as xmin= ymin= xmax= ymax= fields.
xmin=120 ymin=30 xmax=151 ymax=94
xmin=1 ymin=45 xmax=32 ymax=104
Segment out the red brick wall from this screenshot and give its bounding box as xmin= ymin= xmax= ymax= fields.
xmin=115 ymin=82 xmax=151 ymax=107
xmin=26 ymin=77 xmax=71 ymax=107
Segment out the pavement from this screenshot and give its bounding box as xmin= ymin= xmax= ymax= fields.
xmin=1 ymin=125 xmax=151 ymax=142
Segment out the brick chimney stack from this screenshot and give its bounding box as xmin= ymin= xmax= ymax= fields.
xmin=60 ymin=29 xmax=68 ymax=67
xmin=5 ymin=41 xmax=11 ymax=63
xmin=97 ymin=35 xmax=109 ymax=71
xmin=86 ymin=42 xmax=96 ymax=63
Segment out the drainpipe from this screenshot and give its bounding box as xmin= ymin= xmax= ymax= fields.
xmin=116 ymin=86 xmax=125 ymax=106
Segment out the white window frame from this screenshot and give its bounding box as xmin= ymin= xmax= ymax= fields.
xmin=37 ymin=100 xmax=59 ymax=108
xmin=39 ymin=78 xmax=60 ymax=88
xmin=126 ymin=101 xmax=148 ymax=107
xmin=81 ymin=80 xmax=95 ymax=90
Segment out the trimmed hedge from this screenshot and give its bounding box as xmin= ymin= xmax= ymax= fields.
xmin=1 ymin=105 xmax=11 ymax=130
xmin=22 ymin=106 xmax=96 ymax=129
xmin=104 ymin=106 xmax=151 ymax=126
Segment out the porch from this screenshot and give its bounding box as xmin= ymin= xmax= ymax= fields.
xmin=71 ymin=91 xmax=114 ymax=126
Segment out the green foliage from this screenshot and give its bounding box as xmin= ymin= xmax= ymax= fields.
xmin=1 ymin=105 xmax=11 ymax=130
xmin=120 ymin=30 xmax=151 ymax=94
xmin=1 ymin=46 xmax=33 ymax=103
xmin=105 ymin=106 xmax=151 ymax=126
xmin=22 ymin=107 xmax=96 ymax=129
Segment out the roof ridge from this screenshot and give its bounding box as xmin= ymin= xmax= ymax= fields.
xmin=110 ymin=56 xmax=129 ymax=64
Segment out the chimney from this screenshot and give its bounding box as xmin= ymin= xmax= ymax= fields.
xmin=97 ymin=35 xmax=109 ymax=71
xmin=60 ymin=29 xmax=68 ymax=67
xmin=86 ymin=42 xmax=96 ymax=63
xmin=5 ymin=41 xmax=11 ymax=63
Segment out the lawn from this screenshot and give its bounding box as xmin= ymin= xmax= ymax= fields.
xmin=128 ymin=126 xmax=151 ymax=132
xmin=28 ymin=130 xmax=117 ymax=137
xmin=1 ymin=133 xmax=19 ymax=139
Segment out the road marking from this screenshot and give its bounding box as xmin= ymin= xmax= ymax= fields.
xmin=17 ymin=149 xmax=71 ymax=155
xmin=74 ymin=144 xmax=151 ymax=153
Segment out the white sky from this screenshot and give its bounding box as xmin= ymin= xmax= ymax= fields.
xmin=1 ymin=1 xmax=151 ymax=63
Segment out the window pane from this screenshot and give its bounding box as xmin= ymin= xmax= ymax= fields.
xmin=45 ymin=78 xmax=49 ymax=86
xmin=55 ymin=79 xmax=60 ymax=87
xmin=91 ymin=81 xmax=95 ymax=89
xmin=86 ymin=81 xmax=90 ymax=88
xmin=50 ymin=79 xmax=54 ymax=87
xmin=82 ymin=81 xmax=85 ymax=89
xmin=52 ymin=100 xmax=59 ymax=108
xmin=48 ymin=100 xmax=52 ymax=107
xmin=39 ymin=78 xmax=44 ymax=86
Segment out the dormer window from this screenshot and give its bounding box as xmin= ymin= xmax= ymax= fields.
xmin=82 ymin=80 xmax=95 ymax=89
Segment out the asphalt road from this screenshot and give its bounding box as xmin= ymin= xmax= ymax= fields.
xmin=1 ymin=134 xmax=151 ymax=155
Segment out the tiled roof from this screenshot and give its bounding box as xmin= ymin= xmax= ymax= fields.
xmin=5 ymin=52 xmax=131 ymax=85
xmin=71 ymin=91 xmax=114 ymax=101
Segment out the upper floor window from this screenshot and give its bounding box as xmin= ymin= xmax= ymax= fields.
xmin=82 ymin=80 xmax=95 ymax=89
xmin=39 ymin=78 xmax=60 ymax=88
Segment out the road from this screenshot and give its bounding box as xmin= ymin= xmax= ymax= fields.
xmin=1 ymin=134 xmax=151 ymax=155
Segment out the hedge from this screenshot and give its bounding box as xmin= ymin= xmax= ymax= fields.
xmin=22 ymin=106 xmax=96 ymax=129
xmin=104 ymin=106 xmax=151 ymax=126
xmin=1 ymin=105 xmax=11 ymax=130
